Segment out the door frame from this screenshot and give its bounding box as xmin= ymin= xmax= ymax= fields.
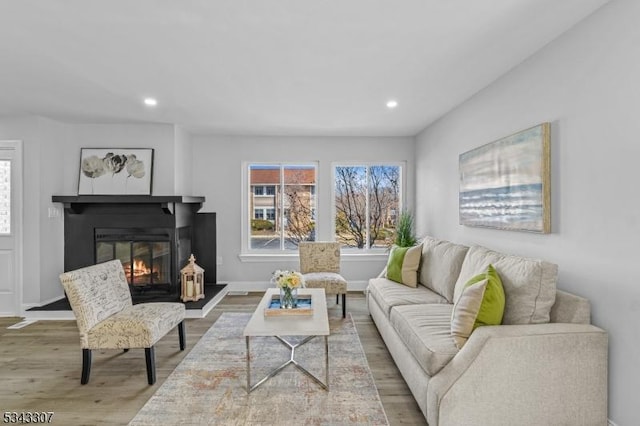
xmin=0 ymin=140 xmax=23 ymax=317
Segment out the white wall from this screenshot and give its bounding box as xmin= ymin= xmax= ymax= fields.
xmin=0 ymin=116 xmax=43 ymax=305
xmin=64 ymin=123 xmax=178 ymax=195
xmin=415 ymin=1 xmax=638 ymax=424
xmin=191 ymin=135 xmax=415 ymax=287
xmin=3 ymin=120 xmax=414 ymax=301
xmin=173 ymin=125 xmax=193 ymax=195
xmin=35 ymin=117 xmax=67 ymax=303
xmin=0 ymin=118 xmax=189 ymax=307
xmin=0 ymin=116 xmax=67 ymax=305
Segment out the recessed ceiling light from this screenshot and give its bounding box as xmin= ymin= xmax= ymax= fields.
xmin=143 ymin=98 xmax=158 ymax=107
xmin=386 ymin=100 xmax=398 ymax=109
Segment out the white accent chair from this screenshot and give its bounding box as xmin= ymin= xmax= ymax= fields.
xmin=299 ymin=241 xmax=348 ymax=318
xmin=59 ymin=260 xmax=186 ymax=385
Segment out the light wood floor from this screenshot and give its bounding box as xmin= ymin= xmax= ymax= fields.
xmin=0 ymin=292 xmax=427 ymax=425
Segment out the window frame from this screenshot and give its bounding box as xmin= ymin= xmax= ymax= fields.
xmin=331 ymin=161 xmax=406 ymax=253
xmin=242 ymin=161 xmax=318 ymax=255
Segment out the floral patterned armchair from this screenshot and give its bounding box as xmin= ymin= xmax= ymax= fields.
xmin=59 ymin=260 xmax=186 ymax=385
xmin=299 ymin=242 xmax=348 ymax=318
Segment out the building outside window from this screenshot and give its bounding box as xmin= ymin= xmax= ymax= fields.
xmin=248 ymin=164 xmax=317 ymax=251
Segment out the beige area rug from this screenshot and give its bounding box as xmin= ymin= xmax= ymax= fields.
xmin=129 ymin=312 xmax=389 ymax=425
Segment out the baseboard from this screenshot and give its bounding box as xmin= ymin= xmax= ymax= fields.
xmin=6 ymin=319 xmax=38 ymax=329
xmin=225 ymin=280 xmax=368 ymax=292
xmin=186 ymin=287 xmax=228 ymax=319
xmin=23 ymin=310 xmax=74 ymax=321
xmin=22 ymin=294 xmax=65 ymax=313
xmin=23 ymin=289 xmax=230 ymax=321
xmin=20 ymin=281 xmax=366 ymax=320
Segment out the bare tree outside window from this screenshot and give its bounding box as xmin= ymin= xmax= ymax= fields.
xmin=284 ymin=168 xmax=316 ymax=245
xmin=335 ymin=165 xmax=401 ymax=249
xmin=335 ymin=166 xmax=367 ymax=248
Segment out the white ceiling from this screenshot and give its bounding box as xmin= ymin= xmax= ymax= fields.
xmin=0 ymin=0 xmax=609 ymax=137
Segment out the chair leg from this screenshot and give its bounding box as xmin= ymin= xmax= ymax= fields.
xmin=178 ymin=321 xmax=186 ymax=351
xmin=81 ymin=349 xmax=92 ymax=385
xmin=145 ymin=347 xmax=156 ymax=385
xmin=342 ymin=293 xmax=346 ymax=318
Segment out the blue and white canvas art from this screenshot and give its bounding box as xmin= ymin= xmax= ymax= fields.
xmin=459 ymin=123 xmax=550 ymax=233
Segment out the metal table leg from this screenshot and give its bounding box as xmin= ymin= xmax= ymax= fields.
xmin=246 ymin=334 xmax=329 ymax=393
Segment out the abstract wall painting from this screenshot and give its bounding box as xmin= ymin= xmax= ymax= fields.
xmin=459 ymin=123 xmax=550 ymax=233
xmin=78 ymin=148 xmax=154 ymax=195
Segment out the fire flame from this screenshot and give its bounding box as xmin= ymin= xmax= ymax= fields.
xmin=132 ymin=259 xmax=151 ymax=276
xmin=124 ymin=259 xmax=158 ymax=279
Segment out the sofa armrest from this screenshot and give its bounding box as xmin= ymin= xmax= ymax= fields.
xmin=427 ymin=323 xmax=608 ymax=426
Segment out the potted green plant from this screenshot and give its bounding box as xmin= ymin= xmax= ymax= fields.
xmin=394 ymin=210 xmax=418 ymax=247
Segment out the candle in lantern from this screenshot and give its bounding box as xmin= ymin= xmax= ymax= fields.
xmin=186 ymin=276 xmax=194 ymax=297
xmin=181 ymin=253 xmax=205 ymax=302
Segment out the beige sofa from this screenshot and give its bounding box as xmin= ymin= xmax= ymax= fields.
xmin=367 ymin=237 xmax=608 ymax=426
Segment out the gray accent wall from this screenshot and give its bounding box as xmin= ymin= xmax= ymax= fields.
xmin=414 ymin=1 xmax=638 ymax=424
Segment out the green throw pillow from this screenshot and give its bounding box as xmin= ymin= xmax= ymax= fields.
xmin=450 ymin=264 xmax=505 ymax=349
xmin=385 ymin=244 xmax=422 ymax=287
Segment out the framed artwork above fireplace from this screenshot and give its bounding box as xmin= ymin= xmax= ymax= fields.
xmin=78 ymin=148 xmax=154 ymax=195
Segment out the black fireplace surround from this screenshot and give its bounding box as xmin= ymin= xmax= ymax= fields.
xmin=52 ymin=196 xmax=217 ymax=300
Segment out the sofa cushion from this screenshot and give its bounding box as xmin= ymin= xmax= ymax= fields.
xmin=419 ymin=236 xmax=469 ymax=303
xmin=86 ymin=302 xmax=185 ymax=349
xmin=368 ymin=278 xmax=448 ymax=317
xmin=454 ymin=246 xmax=557 ymax=325
xmin=450 ymin=264 xmax=505 ymax=349
xmin=385 ymin=244 xmax=422 ymax=287
xmin=390 ymin=304 xmax=459 ymax=376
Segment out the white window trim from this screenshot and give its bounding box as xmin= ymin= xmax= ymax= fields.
xmin=238 ymin=251 xmax=389 ymax=263
xmin=241 ymin=161 xmax=318 ymax=256
xmin=240 ymin=160 xmax=406 ymax=261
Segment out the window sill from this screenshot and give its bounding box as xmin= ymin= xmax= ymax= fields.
xmin=238 ymin=253 xmax=298 ymax=263
xmin=238 ymin=252 xmax=389 ymax=263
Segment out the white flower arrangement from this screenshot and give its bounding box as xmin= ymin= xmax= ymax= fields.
xmin=271 ymin=270 xmax=305 ymax=290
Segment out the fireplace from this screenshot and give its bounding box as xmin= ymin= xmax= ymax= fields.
xmin=52 ymin=196 xmax=216 ymax=301
xmin=95 ymin=227 xmax=174 ymax=292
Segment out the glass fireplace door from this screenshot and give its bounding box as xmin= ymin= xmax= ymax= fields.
xmin=96 ymin=237 xmax=171 ymax=287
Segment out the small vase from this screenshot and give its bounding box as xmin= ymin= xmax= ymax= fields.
xmin=280 ymin=287 xmax=298 ymax=309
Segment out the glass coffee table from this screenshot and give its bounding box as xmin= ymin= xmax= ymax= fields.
xmin=243 ymin=288 xmax=330 ymax=393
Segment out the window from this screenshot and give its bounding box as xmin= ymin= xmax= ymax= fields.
xmin=266 ymin=208 xmax=275 ymax=221
xmin=248 ymin=164 xmax=317 ymax=251
xmin=0 ymin=160 xmax=10 ymax=234
xmin=334 ymin=164 xmax=402 ymax=250
xmin=254 ymin=185 xmax=276 ymax=196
